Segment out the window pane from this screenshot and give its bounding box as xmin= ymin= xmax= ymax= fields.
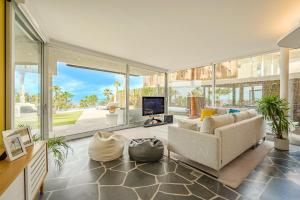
xmin=168 ymin=66 xmax=212 ymax=117
xmin=49 ymin=47 xmax=126 ymax=137
xmin=289 ymin=49 xmax=300 ymax=123
xmin=215 ymin=52 xmax=280 ymax=107
xmin=14 ymin=18 xmax=42 ymax=137
xmin=129 ymin=66 xmax=165 ymax=125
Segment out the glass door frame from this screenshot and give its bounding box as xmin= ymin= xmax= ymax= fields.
xmin=7 ymin=1 xmax=168 ymax=141
xmin=6 ymin=1 xmax=45 ymax=138
xmin=43 ymin=42 xmax=168 ymax=140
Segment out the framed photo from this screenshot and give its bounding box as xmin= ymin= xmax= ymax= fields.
xmin=3 ymin=134 xmax=27 ymax=161
xmin=3 ymin=128 xmax=33 ymax=147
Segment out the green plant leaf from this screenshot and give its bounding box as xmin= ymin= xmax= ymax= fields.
xmin=257 ymin=95 xmax=292 ymax=139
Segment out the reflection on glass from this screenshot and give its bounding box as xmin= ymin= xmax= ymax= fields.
xmin=215 ymin=52 xmax=281 ymax=107
xmin=14 ymin=18 xmax=41 ymax=136
xmin=168 ymin=66 xmax=213 ymax=116
xmin=50 ymin=63 xmax=126 ymax=137
xmin=129 ymin=66 xmax=165 ymax=124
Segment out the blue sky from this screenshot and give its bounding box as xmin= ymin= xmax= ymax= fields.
xmin=15 ymin=65 xmax=40 ymax=95
xmin=53 ymin=62 xmax=143 ymax=103
xmin=16 ymin=62 xmax=144 ymax=104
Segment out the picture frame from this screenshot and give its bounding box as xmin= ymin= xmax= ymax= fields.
xmin=3 ymin=127 xmax=34 ymax=147
xmin=3 ymin=134 xmax=27 ymax=161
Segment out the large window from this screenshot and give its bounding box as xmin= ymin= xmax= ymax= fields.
xmin=215 ymin=52 xmax=280 ymax=108
xmin=289 ymin=49 xmax=300 ymax=123
xmin=43 ymin=45 xmax=168 ymax=139
xmin=168 ymin=52 xmax=282 ymax=119
xmin=168 ymin=66 xmax=212 ymax=117
xmin=48 ymin=47 xmax=127 ymax=138
xmin=129 ymin=66 xmax=165 ymax=125
xmin=13 ymin=13 xmax=42 ymax=137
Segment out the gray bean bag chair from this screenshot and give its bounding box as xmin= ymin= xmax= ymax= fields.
xmin=128 ymin=138 xmax=164 ymax=162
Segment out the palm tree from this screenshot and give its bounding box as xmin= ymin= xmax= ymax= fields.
xmin=61 ymin=91 xmax=74 ymax=109
xmin=52 ymin=86 xmax=62 ymax=111
xmin=130 ymin=89 xmax=140 ymax=108
xmin=114 ymin=81 xmax=121 ymax=103
xmin=103 ymin=88 xmax=112 ymax=103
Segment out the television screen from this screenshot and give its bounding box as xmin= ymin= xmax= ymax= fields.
xmin=142 ymin=97 xmax=165 ymax=116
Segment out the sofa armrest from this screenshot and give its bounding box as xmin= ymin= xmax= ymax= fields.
xmin=214 ymin=117 xmax=261 ymax=167
xmin=168 ymin=125 xmax=220 ymax=170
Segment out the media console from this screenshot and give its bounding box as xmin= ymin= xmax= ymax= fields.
xmin=143 ymin=115 xmax=173 ymax=128
xmin=142 ymin=96 xmax=173 ymax=128
xmin=143 ymin=117 xmax=167 ymax=128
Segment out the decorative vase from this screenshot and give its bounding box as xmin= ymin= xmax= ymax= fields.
xmin=190 ymin=97 xmax=197 ymax=117
xmin=274 ymin=137 xmax=289 ymax=151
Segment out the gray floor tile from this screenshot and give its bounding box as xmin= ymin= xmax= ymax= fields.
xmin=124 ymin=169 xmax=156 ymax=187
xmin=99 ymin=169 xmax=126 ymax=185
xmin=99 ymin=186 xmax=138 ymax=200
xmin=136 ymin=184 xmax=159 ymax=200
xmin=159 ymin=184 xmax=189 ymax=195
xmin=260 ymin=178 xmax=300 ymax=200
xmin=49 ymin=184 xmax=98 ymax=200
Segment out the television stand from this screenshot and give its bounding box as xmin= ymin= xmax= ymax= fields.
xmin=144 ymin=117 xmax=166 ymax=128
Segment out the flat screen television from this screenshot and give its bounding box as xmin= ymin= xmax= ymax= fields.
xmin=142 ymin=97 xmax=165 ymax=116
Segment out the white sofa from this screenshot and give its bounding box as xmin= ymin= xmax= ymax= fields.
xmin=168 ymin=110 xmax=266 ymax=173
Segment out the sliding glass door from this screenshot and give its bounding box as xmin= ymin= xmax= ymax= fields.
xmin=7 ymin=3 xmax=168 ymax=141
xmin=13 ymin=11 xmax=43 ymax=137
xmin=48 ymin=47 xmax=126 ymax=138
xmin=168 ymin=66 xmax=212 ymax=117
xmin=128 ymin=66 xmax=165 ymax=125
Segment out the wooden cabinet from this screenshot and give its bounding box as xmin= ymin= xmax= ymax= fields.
xmin=0 ymin=171 xmax=25 ymax=200
xmin=0 ymin=141 xmax=48 ymax=200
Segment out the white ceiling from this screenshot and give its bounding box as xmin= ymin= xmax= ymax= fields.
xmin=24 ymin=0 xmax=300 ymax=71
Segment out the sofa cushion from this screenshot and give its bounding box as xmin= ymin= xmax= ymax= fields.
xmin=232 ymin=111 xmax=250 ymax=122
xmin=200 ymin=114 xmax=234 ymax=134
xmin=247 ymin=109 xmax=258 ymax=118
xmin=216 ymin=108 xmax=227 ymax=115
xmin=200 ymin=108 xmax=216 ymax=121
xmin=178 ymin=120 xmax=199 ymax=131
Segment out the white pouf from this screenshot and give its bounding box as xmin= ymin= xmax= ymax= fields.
xmin=88 ymin=131 xmax=125 ymax=162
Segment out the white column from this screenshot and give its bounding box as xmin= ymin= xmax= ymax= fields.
xmin=212 ymin=64 xmax=216 ymax=107
xmin=280 ymin=48 xmax=289 ymax=100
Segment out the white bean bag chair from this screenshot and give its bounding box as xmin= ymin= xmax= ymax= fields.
xmin=88 ymin=131 xmax=125 ymax=162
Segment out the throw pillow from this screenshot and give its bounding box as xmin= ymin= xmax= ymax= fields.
xmin=229 ymin=108 xmax=240 ymax=113
xmin=247 ymin=109 xmax=257 ymax=118
xmin=232 ymin=111 xmax=250 ymax=122
xmin=200 ymin=114 xmax=235 ymax=134
xmin=200 ymin=108 xmax=216 ymax=121
xmin=178 ymin=120 xmax=199 ymax=131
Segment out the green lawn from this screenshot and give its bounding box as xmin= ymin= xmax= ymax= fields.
xmin=15 ymin=111 xmax=83 ymax=129
xmin=53 ymin=111 xmax=83 ymax=126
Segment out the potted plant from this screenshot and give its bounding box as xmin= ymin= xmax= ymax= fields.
xmin=107 ymin=102 xmax=117 ymax=113
xmin=257 ymin=95 xmax=292 ymax=150
xmin=18 ymin=124 xmax=72 ymax=169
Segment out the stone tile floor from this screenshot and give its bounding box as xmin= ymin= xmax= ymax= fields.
xmin=37 ymin=138 xmax=300 ymax=200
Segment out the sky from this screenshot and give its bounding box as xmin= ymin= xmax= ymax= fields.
xmin=53 ymin=62 xmax=144 ymax=103
xmin=16 ymin=62 xmax=145 ymax=104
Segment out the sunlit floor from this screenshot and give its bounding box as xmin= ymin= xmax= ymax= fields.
xmin=38 ymin=134 xmax=300 ymax=200
xmin=51 ymin=108 xmax=125 ymax=137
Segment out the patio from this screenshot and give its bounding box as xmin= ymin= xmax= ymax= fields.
xmin=50 ymin=108 xmax=125 ymax=138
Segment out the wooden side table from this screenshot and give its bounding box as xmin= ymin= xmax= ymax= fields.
xmin=0 ymin=141 xmax=48 ymax=200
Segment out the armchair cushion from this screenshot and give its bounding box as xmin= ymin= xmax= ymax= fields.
xmin=232 ymin=111 xmax=250 ymax=122
xmin=178 ymin=120 xmax=199 ymax=131
xmin=200 ymin=114 xmax=234 ymax=134
xmin=247 ymin=109 xmax=258 ymax=118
